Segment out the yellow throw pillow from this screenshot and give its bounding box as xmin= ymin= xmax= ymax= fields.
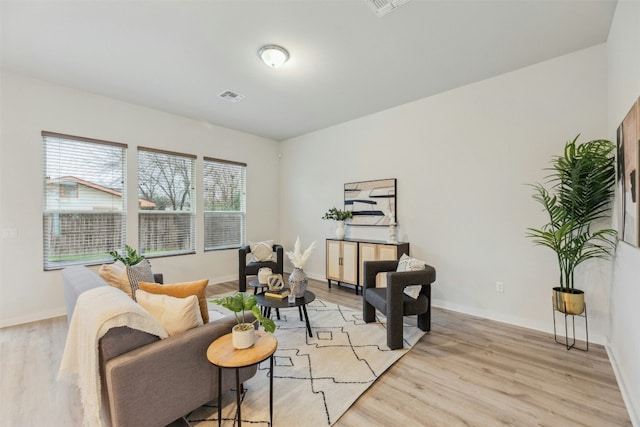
xmin=98 ymin=261 xmax=129 ymax=294
xmin=138 ymin=279 xmax=209 ymax=323
xmin=136 ymin=290 xmax=203 ymax=336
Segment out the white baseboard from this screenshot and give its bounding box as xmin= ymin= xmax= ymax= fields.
xmin=606 ymin=344 xmax=640 ymax=427
xmin=0 ymin=308 xmax=66 ymax=329
xmin=431 ymin=298 xmax=605 ymax=345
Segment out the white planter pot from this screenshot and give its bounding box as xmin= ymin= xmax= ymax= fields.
xmin=232 ymin=324 xmax=256 ymax=349
xmin=336 ymin=221 xmax=345 ymax=240
xmin=258 ymin=267 xmax=272 ymax=284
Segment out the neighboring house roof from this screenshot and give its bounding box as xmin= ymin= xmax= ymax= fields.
xmin=49 ymin=176 xmax=156 ymax=208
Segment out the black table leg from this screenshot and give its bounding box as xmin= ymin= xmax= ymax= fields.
xmin=269 ymin=355 xmax=274 ymax=426
xmin=301 ymin=303 xmax=312 ymax=337
xmin=217 ymin=367 xmax=222 ymax=427
xmin=236 ymin=369 xmax=242 ymax=427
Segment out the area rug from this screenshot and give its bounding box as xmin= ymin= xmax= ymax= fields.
xmin=187 ymin=298 xmax=425 ymax=426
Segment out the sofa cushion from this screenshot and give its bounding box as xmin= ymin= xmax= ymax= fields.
xmin=98 ymin=261 xmax=129 ymax=293
xmin=136 ymin=290 xmax=203 ymax=336
xmin=250 ymin=240 xmax=275 ymax=262
xmin=396 ymin=254 xmax=426 ymax=299
xmin=138 ymin=279 xmax=209 ymax=323
xmin=126 ymin=259 xmax=155 ymax=301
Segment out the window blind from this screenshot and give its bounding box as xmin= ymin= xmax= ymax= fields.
xmin=138 ymin=147 xmax=196 ymax=257
xmin=42 ymin=131 xmax=127 ymax=270
xmin=203 ymin=157 xmax=246 ymax=251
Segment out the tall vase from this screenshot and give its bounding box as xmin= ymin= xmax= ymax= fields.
xmin=288 ymin=267 xmax=308 ymax=298
xmin=336 ymin=220 xmax=345 ymax=240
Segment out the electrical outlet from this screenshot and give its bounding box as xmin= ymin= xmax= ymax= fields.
xmin=1 ymin=228 xmax=17 ymax=239
xmin=496 ymin=281 xmax=504 ymax=293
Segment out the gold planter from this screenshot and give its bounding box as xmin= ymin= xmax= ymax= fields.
xmin=552 ymin=287 xmax=585 ymax=315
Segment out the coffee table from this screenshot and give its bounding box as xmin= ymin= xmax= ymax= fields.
xmin=255 ymin=290 xmax=316 ymax=337
xmin=206 ymin=331 xmax=277 ymax=427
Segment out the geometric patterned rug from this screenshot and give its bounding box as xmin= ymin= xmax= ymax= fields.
xmin=186 ymin=298 xmax=425 ymax=426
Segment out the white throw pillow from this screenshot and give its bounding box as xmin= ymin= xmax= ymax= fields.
xmin=396 ymin=253 xmax=426 ymax=299
xmin=136 ymin=290 xmax=203 ymax=336
xmin=250 ymin=240 xmax=275 ymax=262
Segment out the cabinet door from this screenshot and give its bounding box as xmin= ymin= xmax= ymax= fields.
xmin=377 ymin=244 xmax=398 ymax=261
xmin=341 ymin=241 xmax=358 ymax=285
xmin=376 ymin=244 xmax=400 ymax=288
xmin=326 ymin=240 xmax=342 ymax=281
xmin=358 ymin=243 xmax=377 ymax=286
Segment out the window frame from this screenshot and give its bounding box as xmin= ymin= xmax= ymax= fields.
xmin=42 ymin=131 xmax=127 ymax=270
xmin=137 ymin=146 xmax=197 ymax=258
xmin=203 ymin=156 xmax=247 ymax=251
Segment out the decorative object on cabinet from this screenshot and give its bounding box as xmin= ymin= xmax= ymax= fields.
xmin=344 ymin=178 xmax=396 ymax=226
xmin=616 ymin=96 xmax=640 ymax=247
xmin=326 ymin=238 xmax=409 ymax=294
xmin=322 ymin=207 xmax=353 ymax=240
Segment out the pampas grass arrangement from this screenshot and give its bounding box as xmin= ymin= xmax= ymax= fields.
xmin=286 ymin=236 xmax=316 ymax=269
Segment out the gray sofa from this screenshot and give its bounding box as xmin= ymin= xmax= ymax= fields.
xmin=62 ymin=266 xmax=257 ymax=427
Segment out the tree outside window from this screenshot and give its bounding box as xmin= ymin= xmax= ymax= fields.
xmin=137 ymin=148 xmax=196 ymax=257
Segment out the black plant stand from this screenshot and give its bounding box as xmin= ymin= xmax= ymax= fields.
xmin=552 ymin=300 xmax=589 ymax=351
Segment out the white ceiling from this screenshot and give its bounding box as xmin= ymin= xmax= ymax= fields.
xmin=1 ymin=1 xmax=617 ymax=141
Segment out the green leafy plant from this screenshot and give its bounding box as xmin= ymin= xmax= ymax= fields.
xmin=109 ymin=244 xmax=145 ymax=266
xmin=526 ymin=136 xmax=618 ymax=292
xmin=211 ymin=292 xmax=276 ymax=333
xmin=322 ymin=207 xmax=353 ymax=221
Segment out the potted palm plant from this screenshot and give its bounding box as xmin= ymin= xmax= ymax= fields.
xmin=211 ymin=292 xmax=276 ymax=349
xmin=526 ymin=136 xmax=618 ymax=314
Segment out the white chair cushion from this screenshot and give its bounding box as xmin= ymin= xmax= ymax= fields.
xmin=396 ymin=253 xmax=426 ymax=299
xmin=250 ymin=240 xmax=275 ymax=262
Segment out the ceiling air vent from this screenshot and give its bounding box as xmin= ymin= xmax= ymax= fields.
xmin=366 ymin=0 xmax=411 ymax=17
xmin=218 ymin=90 xmax=245 ymax=103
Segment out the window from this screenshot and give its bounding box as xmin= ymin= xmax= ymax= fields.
xmin=203 ymin=157 xmax=246 ymax=250
xmin=42 ymin=132 xmax=126 ymax=270
xmin=138 ymin=147 xmax=196 ymax=257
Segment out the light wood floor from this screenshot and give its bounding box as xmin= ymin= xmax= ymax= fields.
xmin=1 ymin=278 xmax=631 ymax=426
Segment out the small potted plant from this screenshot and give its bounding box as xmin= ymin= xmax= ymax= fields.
xmin=211 ymin=292 xmax=276 ymax=349
xmin=322 ymin=207 xmax=353 ymax=239
xmin=109 ymin=244 xmax=145 ymax=266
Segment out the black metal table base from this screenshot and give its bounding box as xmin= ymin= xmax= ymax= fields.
xmin=217 ymin=355 xmax=274 ymax=427
xmin=552 ymin=301 xmax=589 ymax=351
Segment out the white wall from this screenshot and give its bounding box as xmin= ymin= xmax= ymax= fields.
xmin=607 ymin=1 xmax=640 ymax=424
xmin=280 ymin=45 xmax=611 ymax=342
xmin=0 ymin=71 xmax=281 ymax=327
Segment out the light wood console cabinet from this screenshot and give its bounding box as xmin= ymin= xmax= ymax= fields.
xmin=326 ymin=239 xmax=409 ymax=294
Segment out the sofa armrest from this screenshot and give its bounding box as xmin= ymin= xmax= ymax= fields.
xmin=103 ymin=315 xmax=258 ymax=427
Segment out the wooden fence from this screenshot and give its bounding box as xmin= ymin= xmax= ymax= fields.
xmin=43 ymin=211 xmax=243 ymax=268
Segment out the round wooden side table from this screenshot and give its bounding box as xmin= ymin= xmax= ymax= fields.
xmin=206 ymin=331 xmax=277 ymax=427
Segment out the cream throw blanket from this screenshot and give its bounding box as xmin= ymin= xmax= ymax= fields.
xmin=58 ymin=286 xmax=168 ymax=427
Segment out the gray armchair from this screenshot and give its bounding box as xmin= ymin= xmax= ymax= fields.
xmin=363 ymin=259 xmax=436 ymax=350
xmin=238 ymin=243 xmax=284 ymax=292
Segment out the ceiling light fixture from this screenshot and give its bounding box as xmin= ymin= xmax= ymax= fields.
xmin=258 ymin=44 xmax=289 ymax=68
